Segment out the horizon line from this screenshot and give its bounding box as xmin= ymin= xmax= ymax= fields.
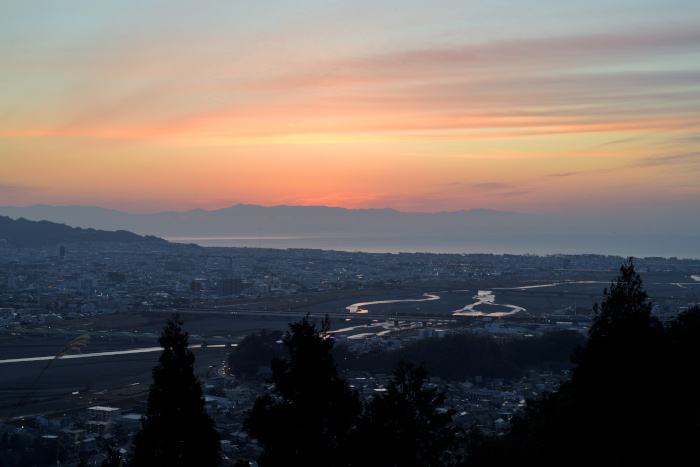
xmin=0 ymin=203 xmax=531 ymax=217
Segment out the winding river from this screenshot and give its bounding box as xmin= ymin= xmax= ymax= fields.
xmin=451 ymin=290 xmax=525 ymax=317
xmin=346 ymin=293 xmax=440 ymax=313
xmin=345 ymin=290 xmax=526 ymax=318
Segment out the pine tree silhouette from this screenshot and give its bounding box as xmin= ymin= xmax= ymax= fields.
xmin=244 ymin=314 xmax=360 ymax=466
xmin=353 ymin=361 xmax=461 ymax=466
xmin=131 ymin=313 xmax=221 ymax=466
xmin=469 ymin=259 xmax=699 ymax=465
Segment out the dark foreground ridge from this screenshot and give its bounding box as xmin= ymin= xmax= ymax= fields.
xmin=0 ymin=216 xmax=167 ymax=248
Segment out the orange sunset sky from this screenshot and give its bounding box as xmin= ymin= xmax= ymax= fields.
xmin=1 ymin=1 xmax=699 ymax=217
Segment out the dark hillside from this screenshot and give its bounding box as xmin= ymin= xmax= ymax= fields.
xmin=0 ymin=216 xmax=167 ymax=247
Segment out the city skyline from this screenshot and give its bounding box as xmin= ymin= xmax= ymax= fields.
xmin=2 ymin=1 xmax=699 ymax=222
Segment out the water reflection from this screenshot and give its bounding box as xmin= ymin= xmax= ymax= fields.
xmin=452 ymin=290 xmax=525 ymax=317
xmin=346 ymin=293 xmax=440 ymax=314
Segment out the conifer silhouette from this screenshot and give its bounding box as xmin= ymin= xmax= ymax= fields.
xmin=131 ymin=313 xmax=221 ymax=466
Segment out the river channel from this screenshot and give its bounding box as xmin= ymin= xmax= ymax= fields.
xmin=345 ymin=289 xmax=529 ymax=318
xmin=342 ymin=281 xmax=618 ymax=319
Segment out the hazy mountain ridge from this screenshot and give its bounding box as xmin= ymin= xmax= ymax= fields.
xmin=0 ymin=215 xmax=167 ymax=248
xmin=1 ymin=204 xmax=698 ymax=258
xmin=0 ymin=204 xmax=542 ymax=238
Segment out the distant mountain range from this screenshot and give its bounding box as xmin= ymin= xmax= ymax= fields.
xmin=1 ymin=204 xmax=698 ymax=258
xmin=0 ymin=215 xmax=167 ymax=248
xmin=0 ymin=204 xmax=548 ymax=238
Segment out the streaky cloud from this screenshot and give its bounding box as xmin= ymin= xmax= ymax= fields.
xmin=631 ymin=151 xmax=700 ymax=170
xmin=471 ymin=182 xmax=516 ymax=190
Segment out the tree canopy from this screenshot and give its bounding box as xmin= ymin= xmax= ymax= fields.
xmin=242 ymin=261 xmax=699 ymax=465
xmin=244 ymin=316 xmax=465 ymax=466
xmin=336 ymin=329 xmax=584 ymax=380
xmin=244 ymin=314 xmax=361 ymax=466
xmin=352 ymin=361 xmax=462 ymax=466
xmin=468 ymin=259 xmax=700 ymax=465
xmin=131 ymin=313 xmax=221 ymax=466
xmin=227 ymin=329 xmax=285 ymax=378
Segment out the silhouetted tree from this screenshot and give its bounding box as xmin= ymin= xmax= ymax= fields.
xmin=564 ymin=259 xmax=667 ymax=463
xmin=131 ymin=313 xmax=221 ymax=466
xmin=467 ymin=259 xmax=697 ymax=465
xmin=227 ymin=329 xmax=284 ymax=377
xmin=657 ymin=303 xmax=700 ymax=459
xmin=579 ymin=257 xmax=661 ymax=353
xmin=353 ymin=361 xmax=461 ymax=466
xmin=244 ymin=314 xmax=361 ymax=466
